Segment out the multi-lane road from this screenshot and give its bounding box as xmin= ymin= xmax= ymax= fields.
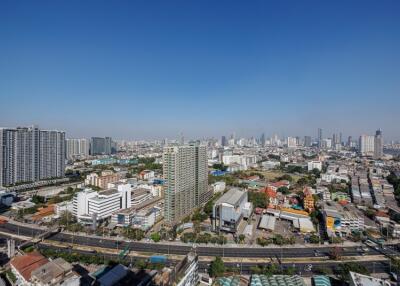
xmin=0 ymin=221 xmax=393 ymax=259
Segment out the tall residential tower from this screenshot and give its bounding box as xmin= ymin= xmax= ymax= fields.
xmin=374 ymin=129 xmax=383 ymax=159
xmin=0 ymin=126 xmax=65 ymax=187
xmin=163 ymin=143 xmax=208 ymax=224
xmin=66 ymin=138 xmax=90 ymax=160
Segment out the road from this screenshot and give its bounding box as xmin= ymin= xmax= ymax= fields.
xmin=0 ymin=222 xmax=394 ymax=259
xmin=35 ymin=243 xmax=391 ymax=277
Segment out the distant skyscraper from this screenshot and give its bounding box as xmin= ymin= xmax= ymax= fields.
xmin=163 ymin=143 xmax=208 ymax=224
xmin=359 ymin=135 xmax=375 ymax=156
xmin=221 ymin=136 xmax=227 ymax=147
xmin=347 ymin=136 xmax=352 ymax=147
xmin=0 ymin=126 xmax=65 ymax=187
xmin=260 ymin=133 xmax=265 ymax=147
xmin=318 ymin=128 xmax=322 ymax=148
xmin=287 ymin=137 xmax=297 ymax=148
xmin=90 ymin=137 xmax=112 ymax=155
xmin=374 ymin=129 xmax=383 ymax=159
xmin=304 ymin=136 xmax=311 ymax=147
xmin=66 ymin=138 xmax=90 ymax=160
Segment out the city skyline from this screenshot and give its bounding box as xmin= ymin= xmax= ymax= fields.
xmin=1 ymin=1 xmax=399 ymax=140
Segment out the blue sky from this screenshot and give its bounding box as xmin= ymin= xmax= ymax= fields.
xmin=1 ymin=0 xmax=399 ymax=140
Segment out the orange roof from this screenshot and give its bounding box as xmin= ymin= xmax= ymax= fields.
xmin=375 ymin=211 xmax=389 ymax=218
xmin=10 ymin=252 xmax=49 ymax=282
xmin=264 ymin=187 xmax=277 ymax=198
xmin=32 ymin=205 xmax=55 ymax=221
xmin=271 ymin=180 xmax=290 ymax=188
xmin=280 ymin=207 xmax=309 ymax=216
xmin=247 ymin=175 xmax=260 ymax=181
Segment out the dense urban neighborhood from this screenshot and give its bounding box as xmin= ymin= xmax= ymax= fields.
xmin=1 ymin=127 xmax=400 ymax=285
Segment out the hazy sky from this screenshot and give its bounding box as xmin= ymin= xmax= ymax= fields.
xmin=1 ymin=1 xmax=399 ymax=140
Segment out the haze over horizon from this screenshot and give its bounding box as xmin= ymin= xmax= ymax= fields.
xmin=1 ymin=1 xmax=399 ymax=140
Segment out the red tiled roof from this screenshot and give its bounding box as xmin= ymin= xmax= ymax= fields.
xmin=375 ymin=211 xmax=389 ymax=218
xmin=271 ymin=180 xmax=290 ymax=188
xmin=264 ymin=187 xmax=277 ymax=198
xmin=10 ymin=251 xmax=49 ymax=282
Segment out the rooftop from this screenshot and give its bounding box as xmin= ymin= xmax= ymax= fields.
xmin=31 ymin=258 xmax=74 ymax=284
xmin=215 ymin=188 xmax=246 ymax=207
xmin=11 ymin=252 xmax=49 ymax=282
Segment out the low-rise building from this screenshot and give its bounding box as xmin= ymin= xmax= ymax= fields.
xmin=85 ymin=171 xmax=121 ymax=189
xmin=139 ymin=170 xmax=155 ymax=180
xmin=212 ymin=188 xmax=251 ymax=233
xmin=31 ymin=258 xmax=80 ymax=286
xmin=322 ymin=202 xmax=364 ymax=237
xmin=211 ymin=182 xmax=226 ymax=193
xmin=250 ymin=275 xmax=305 ymax=286
xmin=307 ymin=161 xmax=322 ymax=172
xmin=10 ymin=252 xmax=49 ymax=286
xmin=73 ymin=185 xmax=131 ymax=224
xmin=349 ymin=271 xmax=390 ymax=286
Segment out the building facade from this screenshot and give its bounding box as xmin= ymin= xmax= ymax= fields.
xmin=66 ymin=138 xmax=89 ymax=160
xmin=374 ymin=129 xmax=383 ymax=159
xmin=0 ymin=126 xmax=65 ymax=187
xmin=90 ymin=137 xmax=112 ymax=155
xmin=359 ymin=134 xmax=375 ymax=156
xmin=163 ymin=144 xmax=208 ymax=224
xmin=72 ymin=185 xmax=131 ymax=224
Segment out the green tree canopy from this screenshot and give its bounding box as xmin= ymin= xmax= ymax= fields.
xmin=209 ymin=257 xmax=225 ymax=277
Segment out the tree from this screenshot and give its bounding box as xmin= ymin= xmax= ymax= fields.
xmin=277 ymin=186 xmax=289 ymax=195
xmin=309 ymin=234 xmax=321 ymax=244
xmin=212 ymin=163 xmax=227 ymax=171
xmin=329 ymin=246 xmax=343 ymax=260
xmin=31 ymin=195 xmax=46 ymax=204
xmin=277 ymin=174 xmax=293 ymax=182
xmin=311 ymin=168 xmax=321 ymax=178
xmin=336 ymin=262 xmax=369 ymax=282
xmin=209 ymin=257 xmax=225 ymax=277
xmin=238 ymin=234 xmax=245 ymax=244
xmin=248 ymin=191 xmax=269 ymax=208
xmin=150 ymin=232 xmax=161 ymax=242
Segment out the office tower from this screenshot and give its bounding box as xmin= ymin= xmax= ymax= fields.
xmin=339 ymin=132 xmax=343 ymax=145
xmin=90 ymin=137 xmax=112 ymax=155
xmin=304 ymin=136 xmax=311 ymax=147
xmin=0 ymin=126 xmax=65 ymax=187
xmin=260 ymin=133 xmax=265 ymax=147
xmin=163 ymin=143 xmax=208 ymax=224
xmin=221 ymin=136 xmax=227 ymax=147
xmin=318 ymin=128 xmax=322 ymax=148
xmin=347 ymin=136 xmax=352 ymax=147
xmin=359 ymin=135 xmax=375 ymax=156
xmin=66 ymin=138 xmax=89 ymax=160
xmin=374 ymin=129 xmax=383 ymax=159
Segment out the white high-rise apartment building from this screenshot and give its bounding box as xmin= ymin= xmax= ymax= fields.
xmin=0 ymin=126 xmax=65 ymax=187
xmin=163 ymin=143 xmax=208 ymax=224
xmin=66 ymin=138 xmax=89 ymax=160
xmin=286 ymin=137 xmax=297 ymax=148
xmin=359 ymin=135 xmax=375 ymax=156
